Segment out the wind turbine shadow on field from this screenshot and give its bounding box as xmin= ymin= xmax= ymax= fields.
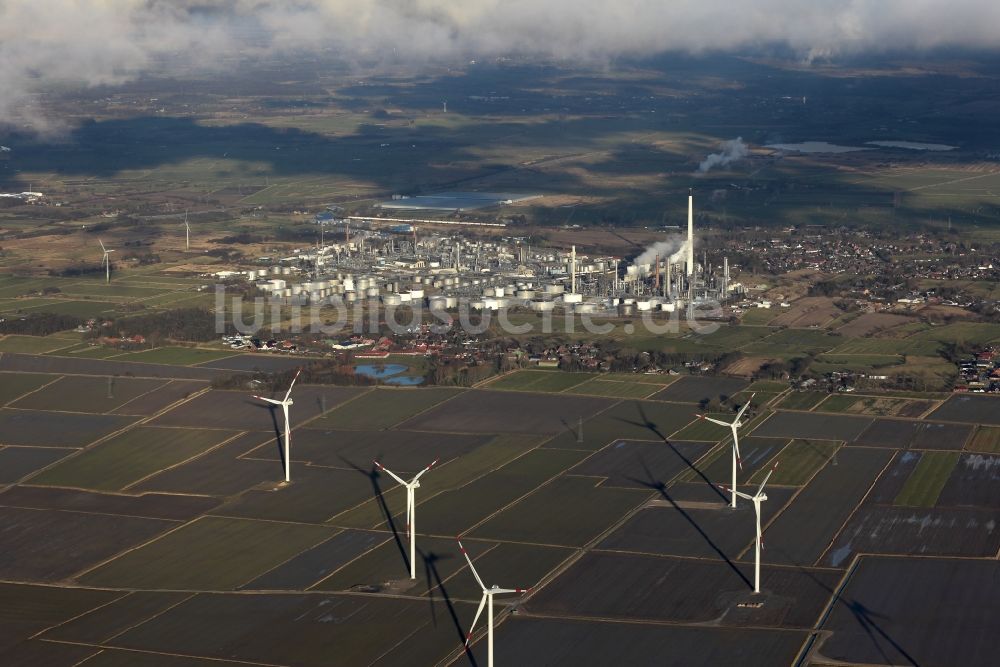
xmin=629 ymin=458 xmax=752 ymax=589
xmin=250 ymin=399 xmax=287 ymax=473
xmin=341 ymin=456 xmax=409 ymax=573
xmin=422 ymin=549 xmax=475 ymax=663
xmin=617 ymin=402 xmax=727 ymax=502
xmin=796 ymin=565 xmax=917 ymax=666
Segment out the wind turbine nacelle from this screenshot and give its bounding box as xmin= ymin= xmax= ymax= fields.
xmin=759 ymin=493 xmax=767 ymax=502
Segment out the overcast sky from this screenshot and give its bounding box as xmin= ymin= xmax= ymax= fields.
xmin=4 ymin=1 xmax=1000 ymax=131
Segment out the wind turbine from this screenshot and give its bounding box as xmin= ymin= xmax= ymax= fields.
xmin=373 ymin=458 xmax=438 ymax=579
xmin=721 ymin=462 xmax=777 ymax=594
xmin=457 ymin=538 xmax=528 ymax=667
xmin=696 ymin=392 xmax=755 ymax=508
xmin=252 ymin=369 xmax=301 ymax=483
xmin=99 ymin=239 xmax=114 ymax=284
xmin=184 ymin=209 xmax=190 ymax=250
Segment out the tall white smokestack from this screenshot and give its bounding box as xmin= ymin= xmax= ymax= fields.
xmin=571 ymin=245 xmax=577 ymax=294
xmin=686 ymin=189 xmax=694 ymax=277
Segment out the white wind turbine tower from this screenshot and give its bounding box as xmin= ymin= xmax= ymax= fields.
xmin=458 ymin=538 xmax=529 ymax=667
xmin=252 ymin=369 xmax=301 ymax=483
xmin=98 ymin=239 xmax=114 ymax=284
xmin=373 ymin=458 xmax=438 ymax=580
xmin=696 ymin=393 xmax=755 ymax=509
xmin=721 ymin=462 xmax=778 ymax=594
xmin=184 ymin=209 xmax=190 ymax=250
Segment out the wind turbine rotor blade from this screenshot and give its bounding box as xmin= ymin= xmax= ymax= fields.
xmin=697 ymin=414 xmax=731 ymax=427
xmin=252 ymin=395 xmax=283 ymax=405
xmin=456 ymin=538 xmax=486 ymax=591
xmin=406 ymin=488 xmax=414 ymax=538
xmin=736 ymin=392 xmax=755 ymax=421
xmin=733 ymin=431 xmax=743 ymax=470
xmin=99 ymin=239 xmax=106 ymax=252
xmin=412 ymin=458 xmax=439 ymax=483
xmin=720 ymin=485 xmax=754 ymax=500
xmin=492 ymin=587 xmax=530 ymax=595
xmin=284 ymin=368 xmax=302 ymax=402
xmin=465 ymin=593 xmax=488 ymax=646
xmin=757 ymin=462 xmax=779 ymax=496
xmin=372 ymin=461 xmax=408 ymax=487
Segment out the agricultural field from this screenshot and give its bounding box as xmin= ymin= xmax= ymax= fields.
xmin=3 ymin=345 xmax=1000 ymax=664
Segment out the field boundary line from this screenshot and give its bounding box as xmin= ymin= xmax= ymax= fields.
xmin=3 ymin=374 xmax=63 ymax=407
xmin=121 ymin=430 xmax=249 ymax=492
xmin=304 ymin=530 xmax=394 ymax=592
xmin=41 ymin=638 xmax=282 ymax=667
xmin=812 ymin=452 xmax=897 ymax=567
xmin=17 ymin=386 xmax=213 ymax=487
xmin=28 ymin=589 xmax=131 ymax=641
xmin=101 ymin=378 xmax=174 ymax=415
xmin=388 ymin=386 xmax=467 ymax=430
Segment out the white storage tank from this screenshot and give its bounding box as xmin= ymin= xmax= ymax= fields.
xmin=563 ymin=293 xmax=583 ymax=304
xmin=366 ymin=287 xmax=380 ymax=298
xmin=410 ymin=288 xmax=425 ymax=299
xmin=383 ymin=294 xmax=402 ymax=306
xmin=531 ymin=300 xmax=555 ymax=312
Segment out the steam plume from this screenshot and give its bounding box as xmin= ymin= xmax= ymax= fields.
xmin=698 ymin=137 xmax=749 ymax=173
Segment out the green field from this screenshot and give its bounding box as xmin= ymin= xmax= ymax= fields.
xmin=469 ymin=475 xmax=650 ymax=547
xmin=829 ymin=337 xmax=941 ymax=356
xmin=751 ymin=439 xmax=840 ymax=486
xmin=112 ymin=347 xmax=238 ymax=365
xmin=814 ymin=394 xmax=861 ymax=413
xmin=311 ymin=387 xmax=462 ymax=430
xmin=0 ymin=373 xmax=58 ymax=406
xmin=11 ymin=376 xmax=167 ymax=414
xmin=80 ymin=516 xmax=334 ymax=589
xmin=894 ymin=451 xmax=961 ymax=508
xmin=742 ymin=329 xmax=842 ymax=355
xmin=486 ymin=370 xmax=593 ymax=393
xmin=0 ymin=335 xmax=77 ymax=354
xmin=777 ymin=391 xmax=829 ymax=411
xmin=565 ymin=378 xmax=661 ymax=399
xmin=669 ymin=413 xmax=731 ymax=441
xmin=30 ymin=427 xmax=238 ymax=491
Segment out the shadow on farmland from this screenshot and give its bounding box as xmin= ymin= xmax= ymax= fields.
xmin=629 ymin=458 xmax=752 ymax=590
xmin=250 ymin=399 xmax=288 ymax=478
xmin=341 ymin=456 xmax=410 ymax=575
xmin=422 ymin=549 xmax=476 ymax=663
xmin=617 ymin=401 xmax=727 ymax=502
xmin=798 ymin=564 xmax=918 ymax=667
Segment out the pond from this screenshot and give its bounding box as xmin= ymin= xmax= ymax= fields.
xmin=765 ymin=141 xmax=870 ymax=154
xmin=354 ymin=363 xmax=408 ymax=379
xmin=354 ymin=363 xmax=424 ymax=385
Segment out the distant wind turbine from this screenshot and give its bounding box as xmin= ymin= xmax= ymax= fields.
xmin=696 ymin=392 xmax=755 ymax=508
xmin=99 ymin=239 xmax=114 ymax=284
xmin=458 ymin=538 xmax=529 ymax=667
xmin=184 ymin=209 xmax=190 ymax=250
xmin=252 ymin=369 xmax=301 ymax=482
xmin=374 ymin=458 xmax=438 ymax=579
xmin=721 ymin=461 xmax=777 ymax=594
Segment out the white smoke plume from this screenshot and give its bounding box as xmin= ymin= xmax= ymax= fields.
xmin=631 ymin=237 xmax=689 ymax=276
xmin=6 ymin=1 xmax=1000 ymax=131
xmin=698 ymin=137 xmax=749 ymax=173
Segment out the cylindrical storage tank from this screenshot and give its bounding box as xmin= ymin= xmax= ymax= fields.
xmin=445 ymin=296 xmax=459 ymax=309
xmin=622 ymin=298 xmax=636 ymax=305
xmin=399 ymin=293 xmax=413 ymax=303
xmin=659 ymin=302 xmax=676 ymax=312
xmin=545 ymin=284 xmax=565 ymax=295
xmin=345 ymin=291 xmax=357 ymax=303
xmin=290 ymin=284 xmax=304 ymax=295
xmin=281 ymin=288 xmax=292 ymax=298
xmin=618 ymin=303 xmax=635 ymax=317
xmin=256 ymin=269 xmax=268 ymax=278
xmin=282 ymin=266 xmax=292 ymax=275
xmin=576 ymin=302 xmax=598 ymax=314
xmin=410 ymin=288 xmax=425 ymax=299
xmin=531 ymin=300 xmax=555 ymax=312
xmin=563 ymin=293 xmax=583 ymax=304
xmin=366 ymin=287 xmax=380 ymax=298
xmin=516 ymin=289 xmax=536 ymax=299
xmin=271 ymin=266 xmax=282 ymax=274
xmin=636 ymin=300 xmax=653 ymax=312
xmin=428 ymin=296 xmax=448 ymax=310
xmin=343 ymin=278 xmax=355 ymax=292
xmin=470 ymin=300 xmax=486 ymax=311
xmin=382 ymin=294 xmax=402 ymax=306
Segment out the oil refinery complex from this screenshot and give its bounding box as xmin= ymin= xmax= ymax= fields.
xmin=219 ymin=193 xmax=741 ymax=316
